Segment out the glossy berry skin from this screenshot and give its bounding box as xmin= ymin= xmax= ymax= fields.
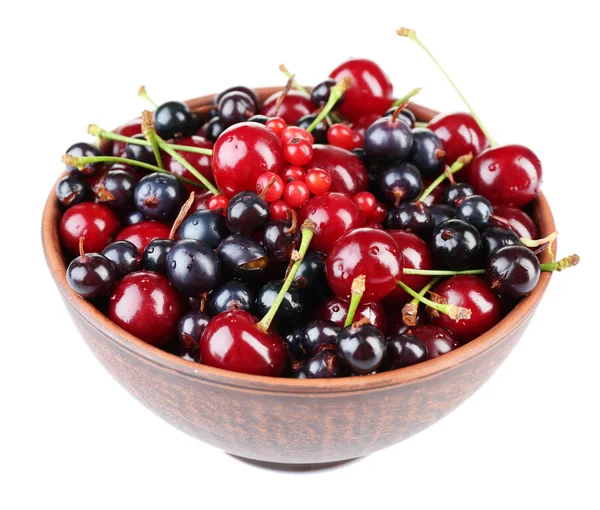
xmin=430 ymin=204 xmax=456 ymax=228
xmin=364 ymin=117 xmax=413 ymax=162
xmin=255 ymin=281 xmax=303 ymax=334
xmin=311 ymin=79 xmax=344 ymax=110
xmin=126 ymin=134 xmax=155 ymax=165
xmin=56 ymin=173 xmax=93 ymax=207
xmin=111 ymin=118 xmax=143 ymax=157
xmin=260 ymin=90 xmax=315 ymax=125
xmin=134 ymin=173 xmax=187 ymax=222
xmin=203 ymin=117 xmax=225 ymax=142
xmin=304 ymin=145 xmax=368 ymax=196
xmin=65 ymin=142 xmax=102 ymax=175
xmin=329 ymin=58 xmax=394 ymax=120
xmin=154 ymin=101 xmax=193 ymax=139
xmin=302 ymin=320 xmax=341 ymax=357
xmin=166 ymin=239 xmax=221 ymax=296
xmin=296 ymin=114 xmax=329 ymax=145
xmin=376 ymin=162 xmax=423 ymax=205
xmin=283 ymin=181 xmax=310 ymax=208
xmin=266 ymin=117 xmax=287 ymax=136
xmin=429 ymin=276 xmax=502 ymax=343
xmin=217 ymin=235 xmax=268 ymax=280
xmin=313 ymin=296 xmax=386 ymax=332
xmin=247 ymin=114 xmax=270 ymax=125
xmin=101 ymin=240 xmax=141 ymax=278
xmin=409 ymin=128 xmax=446 ymax=177
xmin=163 ymin=136 xmax=214 ymax=189
xmin=142 ymin=239 xmax=173 ymax=274
xmin=215 ymin=86 xmax=259 ymax=110
xmin=212 ymin=122 xmax=286 ymax=198
xmin=370 ymin=202 xmax=387 ymax=223
xmin=298 ymin=193 xmax=365 ymax=253
xmin=256 ymin=172 xmax=284 ymax=202
xmin=208 ymin=280 xmax=255 ymax=315
xmin=200 ymin=310 xmax=287 ymax=376
xmin=177 ymin=311 xmax=210 ymax=360
xmin=487 ymin=246 xmax=541 ymax=298
xmin=386 ymin=230 xmax=434 ymax=304
xmin=385 ymin=202 xmax=432 ymax=239
xmin=284 ymin=328 xmax=307 ymax=361
xmin=326 ymin=228 xmax=402 ymax=303
xmin=282 ymin=166 xmax=306 ymax=183
xmin=96 ymin=169 xmax=138 ymax=210
xmin=442 ymin=183 xmax=475 ymax=206
xmin=327 ymin=123 xmax=356 ymax=150
xmin=226 ymin=191 xmax=270 ymax=235
xmin=428 ymin=112 xmax=488 ymax=165
xmin=269 ymin=200 xmax=291 ymax=221
xmin=430 ymin=219 xmax=481 ymax=270
xmin=284 ymin=138 xmax=313 ymax=166
xmin=109 ymin=271 xmax=182 ymax=348
xmin=456 ymin=194 xmax=493 ymax=230
xmin=337 ymin=324 xmax=386 ymax=375
xmin=305 ymin=350 xmax=344 ymax=378
xmin=281 ymin=126 xmax=314 ymax=145
xmin=407 ymin=325 xmax=458 ymax=360
xmin=263 ymin=219 xmax=300 ymax=260
xmin=353 ymin=191 xmax=376 ymax=217
xmin=481 ymin=227 xmax=520 ymax=259
xmin=492 ymin=205 xmax=538 ymax=240
xmin=305 ymin=168 xmax=332 ymax=195
xmin=383 ymin=334 xmax=428 ymax=371
xmin=294 ymin=251 xmax=328 ymax=297
xmin=217 ymin=91 xmax=256 ymax=127
xmin=119 ymin=208 xmax=144 ymax=226
xmin=115 ymin=221 xmax=171 ymax=253
xmin=383 ymin=107 xmax=416 ymax=128
xmin=466 ymin=145 xmax=542 ymax=207
xmin=66 ymin=253 xmax=117 ymax=298
xmin=60 ymin=202 xmax=121 ymax=254
xmin=176 ymin=209 xmax=228 ymax=248
xmin=207 ymin=195 xmax=229 ymax=214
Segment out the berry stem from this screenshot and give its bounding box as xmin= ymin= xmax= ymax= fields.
xmin=397 ymin=27 xmax=497 ymax=147
xmin=396 ymin=280 xmax=471 ymax=321
xmin=391 ymin=102 xmax=408 ymax=123
xmin=392 ymin=87 xmax=423 ymax=107
xmin=78 ymin=236 xmax=86 ymax=259
xmin=256 ymin=219 xmax=315 ymax=333
xmin=404 ymin=268 xmax=485 ymax=276
xmin=539 ymin=254 xmax=580 ymax=272
xmin=168 ymin=192 xmax=195 ymax=240
xmin=307 ymin=77 xmax=352 ymax=133
xmin=141 ymin=110 xmax=164 ymax=169
xmin=401 ymin=276 xmax=441 ymax=326
xmin=274 ymin=75 xmax=295 ymax=116
xmin=418 ymin=153 xmax=473 ymax=202
xmin=278 ymin=64 xmax=311 ymax=97
xmin=344 ymin=275 xmax=366 ymax=327
xmin=138 ymin=86 xmax=158 ymax=108
xmin=87 ymin=125 xmax=213 ymax=156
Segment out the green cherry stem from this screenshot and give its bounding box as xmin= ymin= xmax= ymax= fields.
xmin=397 ymin=27 xmax=497 ymax=147
xmin=278 ymin=64 xmax=311 ymax=97
xmin=392 ymin=87 xmax=423 ymax=107
xmin=396 ymin=280 xmax=471 ymax=321
xmin=141 ymin=110 xmax=164 ymax=169
xmin=401 ymin=276 xmax=441 ymax=326
xmin=418 ymin=152 xmax=473 ymax=202
xmin=344 ymin=275 xmax=366 ymax=327
xmin=256 ymin=219 xmax=316 ymax=333
xmin=539 ymin=254 xmax=580 ymax=272
xmin=138 ymin=85 xmax=158 ymax=108
xmin=307 ymin=77 xmax=352 ymax=133
xmin=87 ymin=125 xmax=213 ymax=156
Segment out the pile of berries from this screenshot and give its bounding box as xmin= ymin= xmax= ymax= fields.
xmin=56 ymin=28 xmax=578 ymax=378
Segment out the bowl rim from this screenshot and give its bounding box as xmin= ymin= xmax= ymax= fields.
xmin=42 ymin=88 xmax=555 ymax=395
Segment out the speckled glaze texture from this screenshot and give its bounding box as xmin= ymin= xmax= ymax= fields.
xmin=42 ymin=90 xmax=555 ymax=464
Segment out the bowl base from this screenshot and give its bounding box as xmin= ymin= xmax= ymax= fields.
xmin=229 ymin=454 xmax=362 ymax=472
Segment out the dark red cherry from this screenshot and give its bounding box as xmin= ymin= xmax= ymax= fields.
xmin=214 ymin=86 xmax=260 ymax=110
xmin=326 ymin=228 xmax=402 ymax=303
xmin=110 ymin=118 xmax=143 ymax=157
xmin=428 ymin=112 xmax=488 ymax=164
xmin=383 ymin=334 xmax=428 ymax=370
xmin=66 ymin=252 xmax=117 ymax=299
xmin=189 ymin=190 xmax=214 ymax=213
xmin=60 ymin=202 xmax=121 ymax=254
xmin=302 ymin=320 xmax=341 ymax=357
xmin=337 ymin=323 xmax=386 ymax=375
xmin=329 ymin=58 xmax=394 ymax=120
xmin=200 ymin=310 xmax=287 ymax=377
xmin=303 ymin=145 xmax=368 ymax=196
xmin=429 ymin=275 xmax=502 ymax=343
xmin=115 ymin=221 xmax=171 ymax=253
xmin=492 ymin=205 xmax=539 ymax=240
xmin=313 ymin=295 xmax=387 ymax=332
xmin=177 ymin=311 xmax=210 ymax=360
xmin=486 ymin=246 xmax=541 ymax=298
xmin=163 ymin=136 xmax=214 ymax=191
xmin=260 ymin=90 xmax=315 ymax=125
xmin=305 ymin=350 xmax=345 ymax=378
xmin=211 ymin=122 xmax=286 ymax=197
xmin=407 ymin=324 xmax=458 ymax=360
xmin=298 ymin=193 xmax=365 ymax=253
xmin=108 ymin=271 xmax=182 ymax=347
xmin=64 ymin=142 xmax=102 ymax=175
xmin=466 ymin=145 xmax=542 ymax=207
xmin=386 ymin=230 xmax=434 ymax=304
xmin=102 ymin=240 xmax=141 ymax=278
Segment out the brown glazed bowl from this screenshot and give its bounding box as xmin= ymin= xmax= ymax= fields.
xmin=42 ymin=88 xmax=555 ymax=465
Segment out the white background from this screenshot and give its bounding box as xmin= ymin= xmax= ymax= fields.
xmin=1 ymin=1 xmax=598 ymax=508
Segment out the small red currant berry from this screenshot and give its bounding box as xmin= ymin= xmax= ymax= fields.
xmin=270 ymin=199 xmax=292 ymax=221
xmin=370 ymin=201 xmax=388 ymax=223
xmin=353 ymin=191 xmax=376 ymax=217
xmin=327 ymin=123 xmax=355 ymax=150
xmin=281 ymin=126 xmax=314 ymax=144
xmin=283 ymin=180 xmax=311 ymax=208
xmin=284 ymin=138 xmax=314 ymax=166
xmin=206 ymin=194 xmax=229 ymax=214
xmin=282 ymin=166 xmax=306 ymax=183
xmin=256 ymin=171 xmax=284 ymax=202
xmin=305 ymin=168 xmax=332 ymax=195
xmin=265 ymin=116 xmax=287 ymax=137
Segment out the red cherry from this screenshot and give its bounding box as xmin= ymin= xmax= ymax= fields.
xmin=284 ymin=138 xmax=313 ymax=166
xmin=313 ymin=295 xmax=387 ymax=332
xmin=269 ymin=200 xmax=291 ymax=221
xmin=370 ymin=202 xmax=388 ymax=223
xmin=386 ymin=231 xmax=434 ymax=304
xmin=466 ymin=145 xmax=542 ymax=207
xmin=350 ymin=130 xmax=364 ymax=150
xmin=260 ymin=90 xmax=315 ymax=125
xmin=206 ymin=194 xmax=229 ymax=214
xmin=327 ymin=123 xmax=355 ymax=150
xmin=110 ymin=118 xmax=143 ymax=157
xmin=115 ymin=221 xmax=171 ymax=253
xmin=329 ymin=59 xmax=394 ymax=120
xmin=353 ymin=191 xmax=376 ymax=217
xmin=281 ymin=126 xmax=314 ymax=145
xmin=298 ymin=192 xmax=366 ymax=252
xmin=188 ymin=190 xmax=214 ymax=212
xmin=305 ymin=168 xmax=331 ymax=195
xmin=256 ymin=172 xmax=284 ymax=202
xmin=428 ymin=275 xmax=502 ymax=343
xmin=304 ymin=145 xmax=368 ymax=196
xmin=163 ymin=135 xmax=214 ymax=192
xmin=407 ymin=324 xmax=458 ymax=359
xmin=282 ymin=166 xmax=305 ymax=182
xmin=108 ymin=271 xmax=181 ymax=348
xmin=60 ymin=202 xmax=121 ymax=254
xmin=428 ymin=112 xmax=488 ymax=165
xmin=492 ymin=205 xmax=539 ymax=240
xmin=351 ymin=113 xmax=380 ymax=137
xmin=420 ymin=178 xmax=446 ymax=206
xmin=326 ymin=228 xmax=402 ymax=303
xmin=283 ymin=180 xmax=310 ymax=208
xmin=265 ymin=116 xmax=287 ymax=136
xmin=211 ymin=122 xmax=286 ymax=198
xmin=200 ymin=310 xmax=287 ymax=376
